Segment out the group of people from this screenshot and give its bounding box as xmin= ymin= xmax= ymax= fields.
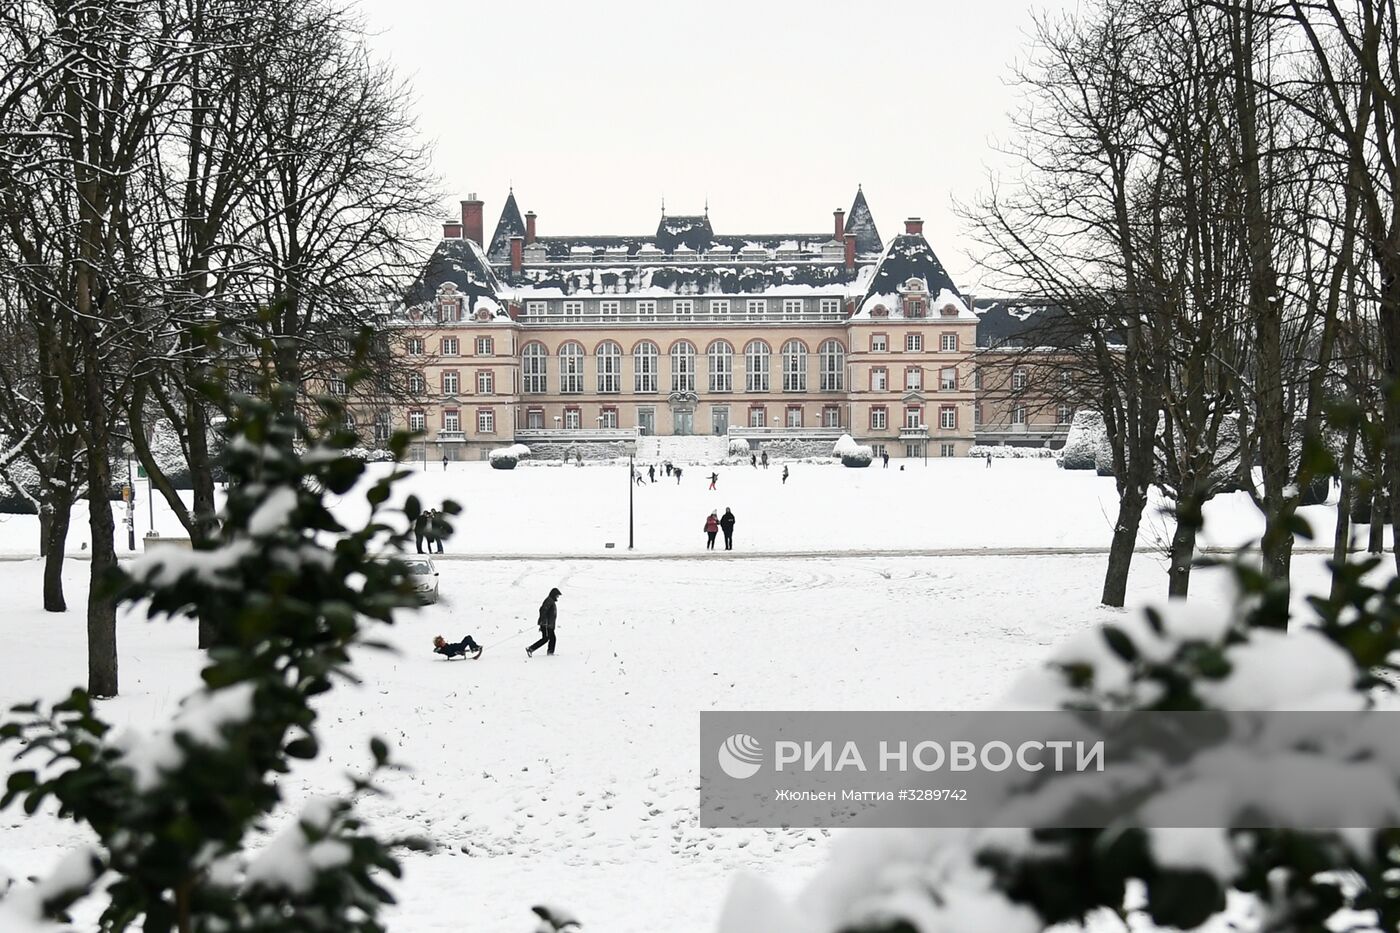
xmin=703 ymin=507 xmax=738 ymax=550
xmin=432 ymin=586 xmax=563 ymax=661
xmin=413 ymin=508 xmax=450 ymax=554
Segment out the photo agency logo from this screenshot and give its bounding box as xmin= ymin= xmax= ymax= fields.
xmin=699 ymin=710 xmax=1400 ymax=829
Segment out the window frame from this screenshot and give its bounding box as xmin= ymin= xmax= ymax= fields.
xmin=670 ymin=340 xmax=697 ymax=393
xmin=745 ymin=340 xmax=771 ymax=392
xmin=558 ymin=342 xmax=585 ymax=394
xmin=870 ymin=406 xmax=888 ymax=430
xmin=707 ymin=340 xmax=734 ymax=393
xmin=634 ymin=341 xmax=659 ymax=393
xmin=596 ymin=341 xmax=622 ymax=393
xmin=781 ymin=339 xmax=808 ymax=392
xmin=905 ymin=333 xmax=923 ymax=352
xmin=819 ymin=339 xmax=845 ymax=392
xmin=521 ymin=342 xmax=548 ymax=394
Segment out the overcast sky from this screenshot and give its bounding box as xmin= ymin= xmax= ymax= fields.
xmin=355 ymin=0 xmax=1067 ymax=290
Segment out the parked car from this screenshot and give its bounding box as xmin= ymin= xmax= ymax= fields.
xmin=398 ymin=556 xmax=439 ymax=604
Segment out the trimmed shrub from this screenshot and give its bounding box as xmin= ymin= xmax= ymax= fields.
xmin=489 ymin=443 xmax=530 ymax=470
xmin=1062 ymin=410 xmax=1106 ymax=470
xmin=727 ymin=436 xmax=752 ymax=457
xmin=833 ymin=434 xmax=873 ymax=468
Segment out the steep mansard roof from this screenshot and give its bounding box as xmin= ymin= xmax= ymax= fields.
xmin=507 ymin=261 xmax=867 ymax=299
xmin=845 ymin=187 xmax=882 ymax=256
xmin=401 ymin=237 xmax=505 ymax=312
xmin=853 ymin=234 xmax=971 ymax=319
xmin=487 ymin=191 xmax=526 ymax=261
xmin=972 ymin=298 xmax=1108 ymax=348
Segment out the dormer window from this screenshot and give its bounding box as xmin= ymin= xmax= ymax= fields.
xmin=903 ymin=298 xmax=925 ymax=318
xmin=871 ymin=304 xmax=889 ymax=318
xmin=940 ymin=303 xmax=960 ymax=317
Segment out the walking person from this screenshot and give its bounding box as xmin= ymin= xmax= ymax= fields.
xmin=719 ymin=507 xmax=736 ymax=551
xmin=526 ymin=587 xmax=562 ymax=657
xmin=674 ymin=466 xmax=683 ymax=484
xmin=648 ymin=464 xmax=656 ymax=483
xmin=442 ymin=454 xmax=449 ymax=471
xmin=703 ymin=512 xmax=719 ymax=550
xmin=781 ymin=465 xmax=789 ymax=485
xmin=882 ymin=451 xmax=890 ymax=468
xmin=750 ymin=454 xmax=757 ymax=468
xmin=429 ymin=508 xmax=448 ymax=554
xmin=665 ymin=461 xmax=673 ymax=477
xmin=433 ymin=634 xmax=483 ymax=660
xmin=760 ymin=451 xmax=769 ymax=469
xmin=414 ymin=510 xmax=429 ymax=554
xmin=986 ymin=454 xmax=993 ymax=468
xmin=634 ymin=468 xmax=646 ymax=487
xmin=708 ymin=471 xmax=718 ymax=490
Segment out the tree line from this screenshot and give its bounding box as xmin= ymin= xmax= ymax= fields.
xmin=0 ymin=0 xmax=437 ymax=696
xmin=965 ymin=0 xmax=1399 ymax=610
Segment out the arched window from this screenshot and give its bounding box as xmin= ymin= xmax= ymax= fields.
xmin=521 ymin=342 xmax=548 ymax=394
xmin=634 ymin=341 xmax=659 ymax=393
xmin=819 ymin=339 xmax=845 ymax=391
xmin=707 ymin=340 xmax=734 ymax=393
xmin=781 ymin=340 xmax=807 ymax=392
xmin=559 ymin=342 xmax=584 ymax=394
xmin=745 ymin=340 xmax=770 ymax=392
xmin=671 ymin=340 xmax=696 ymax=393
xmin=596 ymin=341 xmax=622 ymax=393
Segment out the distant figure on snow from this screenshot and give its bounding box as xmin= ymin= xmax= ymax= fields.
xmin=674 ymin=466 xmax=683 ymax=484
xmin=433 ymin=634 xmax=483 ymax=660
xmin=442 ymin=454 xmax=449 ymax=471
xmin=414 ymin=510 xmax=429 ymax=554
xmin=750 ymin=454 xmax=757 ymax=468
xmin=719 ymin=507 xmax=736 ymax=551
xmin=986 ymin=454 xmax=993 ymax=468
xmin=781 ymin=465 xmax=789 ymax=485
xmin=703 ymin=512 xmax=719 ymax=550
xmin=761 ymin=450 xmax=769 ymax=469
xmin=882 ymin=451 xmax=890 ymax=468
xmin=665 ymin=461 xmax=673 ymax=477
xmin=648 ymin=464 xmax=656 ymax=483
xmin=708 ymin=471 xmax=719 ymax=490
xmin=634 ymin=468 xmax=645 ymax=486
xmin=527 ymin=587 xmax=562 ymax=657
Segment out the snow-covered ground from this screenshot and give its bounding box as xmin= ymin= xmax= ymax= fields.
xmin=0 ymin=459 xmax=1388 ymax=557
xmin=0 ymin=459 xmax=1391 ymax=931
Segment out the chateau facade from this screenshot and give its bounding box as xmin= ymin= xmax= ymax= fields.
xmin=382 ymin=189 xmax=1071 ymax=461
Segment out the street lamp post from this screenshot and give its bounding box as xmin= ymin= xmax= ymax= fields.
xmin=125 ymin=457 xmax=136 ymax=551
xmin=628 ymin=443 xmax=634 ymax=550
xmin=919 ymin=423 xmax=929 ymax=467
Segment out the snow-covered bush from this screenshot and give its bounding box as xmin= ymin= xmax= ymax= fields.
xmin=0 ymin=457 xmax=40 ymax=514
xmin=727 ymin=436 xmax=752 ymax=457
xmin=489 ymin=443 xmax=530 ymax=470
xmin=1094 ymin=431 xmax=1114 ymax=476
xmin=0 ymin=379 xmax=439 ymax=933
xmin=832 ymin=434 xmax=873 ymax=468
xmin=720 ymin=530 xmax=1400 ymax=933
xmin=1061 ymin=410 xmax=1106 ymax=470
xmin=969 ymin=445 xmax=1057 ymax=459
xmin=345 ymin=445 xmax=395 ymax=463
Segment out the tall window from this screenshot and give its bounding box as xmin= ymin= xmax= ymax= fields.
xmin=905 ymin=333 xmax=922 ymax=352
xmin=527 ymin=409 xmax=544 ymax=429
xmin=522 ymin=342 xmax=548 ymax=393
xmin=871 ymin=407 xmax=888 ymax=430
xmin=559 ymin=342 xmax=584 ymax=394
xmin=786 ymin=405 xmax=803 ymax=427
xmin=781 ymin=340 xmax=807 ymax=392
xmin=1012 ymin=368 xmax=1028 ymax=390
xmin=749 ymin=407 xmax=766 ymax=427
xmin=671 ymin=341 xmax=696 ymax=392
xmin=634 ymin=341 xmax=659 ymax=393
xmin=939 ymin=406 xmax=956 ymax=429
xmin=905 ymin=407 xmax=923 ymax=429
xmin=1057 ymin=404 xmax=1073 ymax=423
xmin=940 ymin=367 xmax=957 ymax=390
xmin=564 ymin=408 xmax=581 ymax=429
xmin=708 ymin=340 xmax=734 ymax=393
xmin=600 ymin=408 xmax=618 ymax=428
xmin=940 ymin=333 xmax=957 ymax=352
xmin=974 ymin=368 xmax=983 ymax=390
xmin=819 ymin=340 xmax=845 ymax=391
xmin=443 ymin=409 xmax=460 ymax=433
xmin=477 ymin=370 xmax=494 ymax=395
xmin=871 ymin=333 xmax=887 ymax=352
xmin=597 ymin=341 xmax=622 ymax=393
xmin=476 ymin=336 xmax=494 ymax=355
xmin=1012 ymin=405 xmax=1027 ymax=425
xmin=441 ymin=337 xmax=459 ymax=356
xmin=441 ymin=371 xmax=459 ymax=395
xmin=745 ymin=340 xmax=771 ymax=392
xmin=1059 ymin=368 xmax=1073 ymax=388
xmin=405 ymin=337 xmax=424 ymax=355
xmin=408 ymin=410 xmax=426 ymax=433
xmin=327 ymin=376 xmax=347 ymax=396
xmin=478 ymin=409 xmax=495 ymax=434
xmin=823 ymin=405 xmax=841 ymax=427
xmin=871 ymin=367 xmax=887 ymax=392
xmin=905 ymin=367 xmax=922 ymax=391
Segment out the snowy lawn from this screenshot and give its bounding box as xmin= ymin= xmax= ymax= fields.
xmin=0 ymin=459 xmax=1388 ymax=557
xmin=0 ymin=551 xmax=1353 ymax=932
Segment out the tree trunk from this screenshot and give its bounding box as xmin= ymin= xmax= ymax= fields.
xmin=1167 ymin=496 xmax=1202 ymax=599
xmin=43 ymin=495 xmax=72 ymax=612
xmin=1102 ymin=482 xmax=1147 ymax=607
xmin=1331 ymin=423 xmax=1358 ymax=603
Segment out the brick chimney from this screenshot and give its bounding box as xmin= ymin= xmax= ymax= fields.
xmin=834 ymin=208 xmax=845 ymax=240
xmin=525 ymin=211 xmax=537 ymax=245
xmin=509 ymin=235 xmax=524 ymax=273
xmin=461 ymin=193 xmax=484 ymax=247
xmin=905 ymin=217 xmax=924 ymax=235
xmin=843 ymin=232 xmax=857 ymax=272
xmin=443 ymin=221 xmax=462 ymax=239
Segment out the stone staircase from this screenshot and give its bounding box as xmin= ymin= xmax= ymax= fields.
xmin=635 ymin=433 xmax=732 ymax=464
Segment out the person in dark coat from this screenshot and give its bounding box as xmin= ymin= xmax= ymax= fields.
xmin=414 ymin=511 xmax=429 ymax=553
xmin=527 ymin=587 xmax=562 ymax=657
xmin=760 ymin=450 xmax=769 ymax=469
xmin=781 ymin=465 xmax=789 ymax=484
xmin=882 ymin=451 xmax=890 ymax=468
xmin=703 ymin=512 xmax=719 ymax=550
xmin=428 ymin=508 xmax=448 ymax=554
xmin=665 ymin=461 xmax=673 ymax=477
xmin=442 ymin=454 xmax=449 ymax=471
xmin=674 ymin=466 xmax=683 ymax=484
xmin=750 ymin=454 xmax=757 ymax=468
xmin=433 ymin=634 xmax=483 ymax=659
xmin=648 ymin=464 xmax=656 ymax=483
xmin=719 ymin=507 xmax=736 ymax=550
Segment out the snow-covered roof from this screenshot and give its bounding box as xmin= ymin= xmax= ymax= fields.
xmin=973 ymin=298 xmax=1117 ymax=349
xmin=401 ymin=237 xmax=504 ymax=314
xmin=851 ymin=234 xmax=972 ymax=320
xmin=486 ymin=191 xmax=526 ymax=261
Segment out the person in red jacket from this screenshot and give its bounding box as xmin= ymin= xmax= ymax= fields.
xmin=703 ymin=512 xmax=719 ymax=550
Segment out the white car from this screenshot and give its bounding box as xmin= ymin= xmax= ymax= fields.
xmin=399 ymin=556 xmax=440 ymax=604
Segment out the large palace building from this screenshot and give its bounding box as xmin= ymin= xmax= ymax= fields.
xmin=383 ymin=188 xmax=1074 ymax=461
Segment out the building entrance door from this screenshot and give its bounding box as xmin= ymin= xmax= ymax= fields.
xmin=711 ymin=407 xmax=729 ymax=435
xmin=637 ymin=408 xmax=655 ymax=436
xmin=673 ymin=409 xmax=693 ymax=436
